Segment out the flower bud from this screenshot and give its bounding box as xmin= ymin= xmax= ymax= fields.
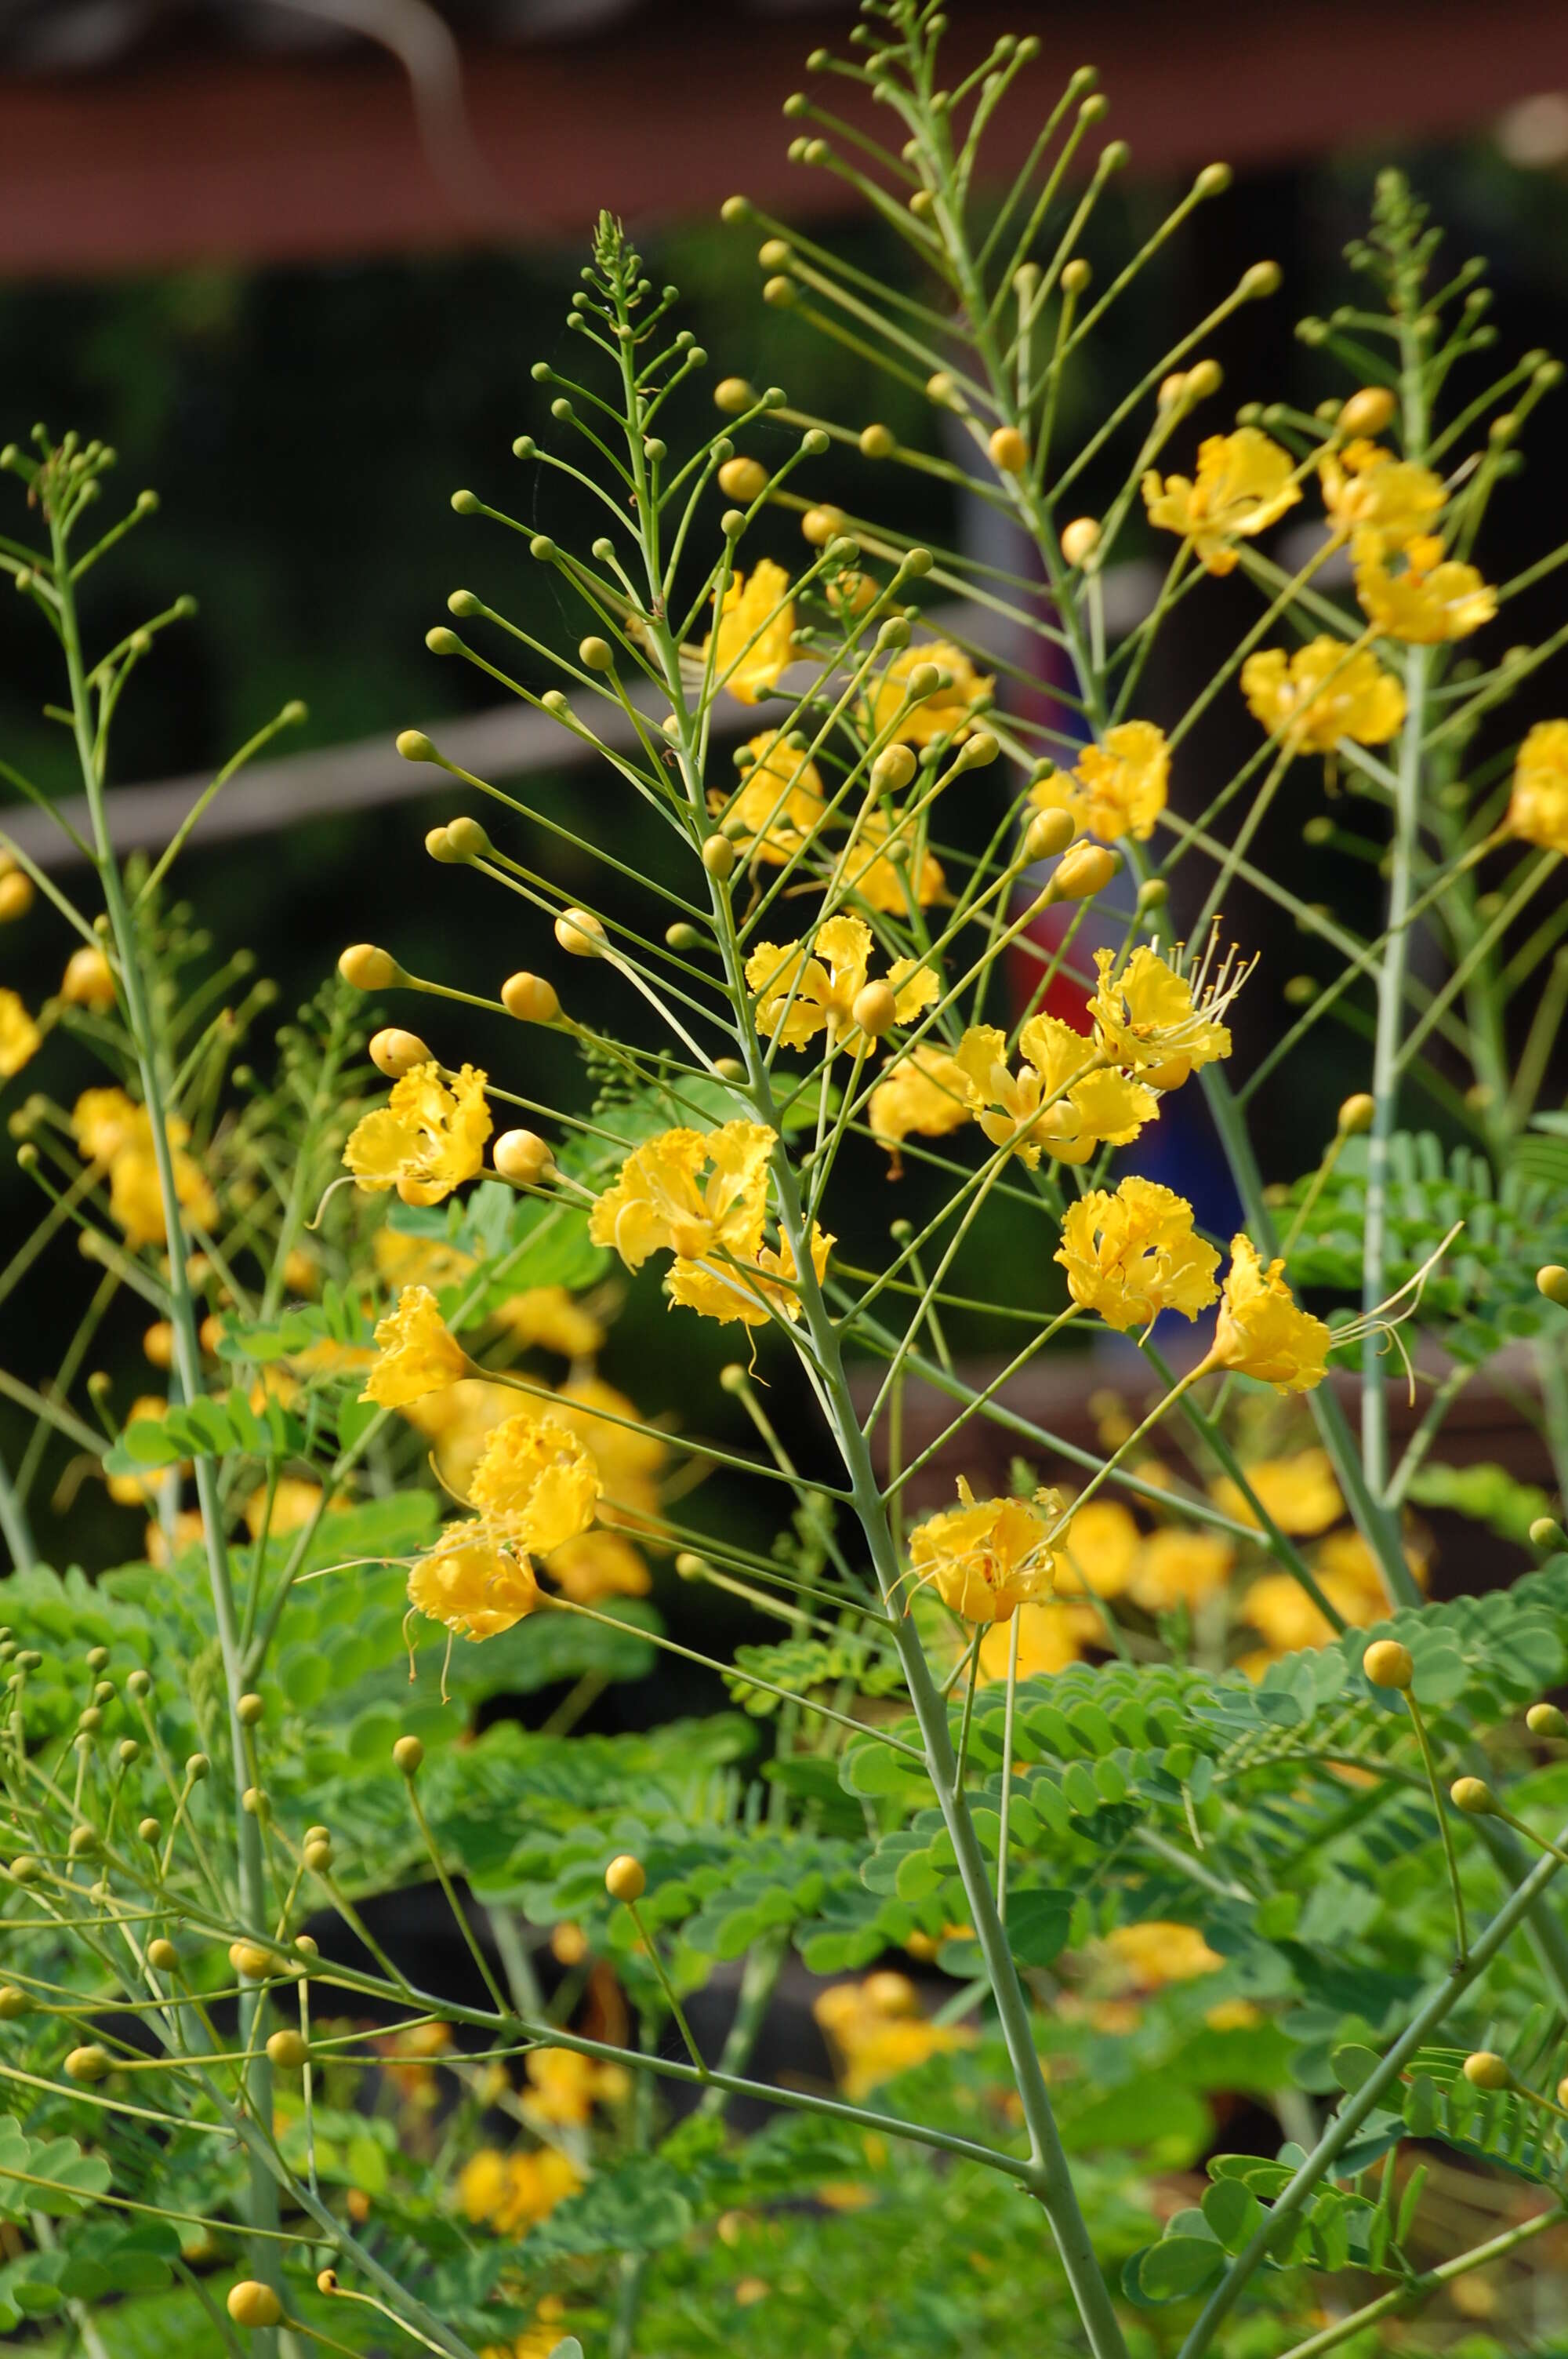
xmin=142 ymin=1319 xmax=175 ymax=1369
xmin=241 ymin=1787 xmax=269 ymax=1819
xmin=1143 ymin=1056 xmax=1192 ymax=1093
xmin=501 ymin=972 xmax=561 ymax=1024
xmin=1022 ymin=808 xmax=1076 ymax=863
xmin=1051 ymin=844 xmax=1119 ymax=900
xmin=0 ymin=1986 xmax=31 ymax=2018
xmin=1060 ymin=517 xmax=1100 ymax=567
xmin=1158 ymin=372 xmax=1188 ymax=407
xmin=1362 ymin=1638 xmax=1414 ymax=1691
xmin=396 ymin=729 xmax=437 ymax=761
xmin=702 ymin=834 xmax=737 ymax=881
xmin=802 ymin=503 xmax=846 ymax=547
xmin=903 ymin=662 xmax=942 ymax=703
xmin=1338 ymin=1093 xmax=1376 ymax=1136
xmin=713 ymin=1056 xmax=746 ymax=1084
xmin=851 ymin=981 xmax=898 ymax=1038
xmin=555 ymin=908 xmax=606 ymax=958
xmin=369 ymin=1027 xmax=434 ymax=1078
xmin=953 ymin=729 xmax=1000 ymax=770
xmin=338 ymin=944 xmax=398 ymax=991
xmin=147 ymin=1937 xmax=177 ymax=1971
xmin=1526 ymin=1701 xmax=1568 ymax=1738
xmin=227 ymin=2284 xmax=283 ymax=2331
xmin=1462 ymin=2050 xmax=1510 ymax=2091
xmin=138 ymin=1817 xmax=161 ymax=1843
xmin=666 ymin=921 xmax=702 ymax=952
xmin=318 ymin=2269 xmax=339 ymax=2295
xmin=267 ymin=2028 xmax=310 ymax=2070
xmin=1194 ymin=162 xmax=1232 ymax=198
xmin=1450 ymin=1776 xmax=1496 ymax=1816
xmin=1185 ymin=358 xmax=1223 ymax=400
xmin=714 ymin=376 xmax=754 ymax=413
xmin=237 ymin=1692 xmax=264 ymax=1726
xmin=762 ymin=274 xmax=795 ymax=308
xmin=445 ymin=816 xmax=492 ymax=862
xmin=186 ymin=1754 xmax=210 ymax=1781
xmin=126 ymin=1668 xmax=151 ymax=1698
xmin=859 ymin=423 xmax=895 ymax=459
xmin=494 ymin=1130 xmax=554 ymax=1186
xmin=117 ymin=1739 xmax=139 ymax=1765
xmin=717 ymin=456 xmax=768 ymax=503
xmin=1239 ymin=260 xmax=1281 ymax=299
xmin=229 ymin=1941 xmax=282 ymax=1979
xmin=392 ymin=1735 xmax=424 ymax=1776
xmin=605 ymin=1853 xmax=646 ymax=1903
xmin=871 ymin=745 xmax=917 ymax=794
xmin=1537 ymin=1265 xmax=1568 ymax=1308
xmin=1338 ymin=387 xmax=1396 ymax=438
xmin=69 ymin=1824 xmax=98 ymax=1856
xmin=60 ymin=946 xmax=116 ymax=1009
xmin=65 ymin=2045 xmax=111 ymax=2083
xmin=425 ymin=825 xmax=462 ymax=863
xmin=303 ymin=1838 xmax=333 ymax=1873
xmin=8 ymin=1857 xmax=39 ymax=1885
xmin=0 ymin=869 xmax=33 ymax=921
xmin=989 ymin=425 xmax=1029 ymax=474
xmin=1530 ymin=1517 xmax=1566 ymax=1551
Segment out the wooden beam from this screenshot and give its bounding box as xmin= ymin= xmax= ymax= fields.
xmin=1 ymin=5 xmax=1566 ymax=279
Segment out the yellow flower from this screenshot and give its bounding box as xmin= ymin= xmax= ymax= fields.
xmin=72 ymin=1086 xmax=142 ymax=1164
xmin=1319 ymin=439 xmax=1443 ymax=552
xmin=466 ymin=1411 xmax=600 ymax=1554
xmin=244 ymin=1478 xmax=328 ymax=1539
xmin=746 ymin=915 xmax=938 ymax=1053
xmin=1015 ymin=1015 xmax=1159 ymax=1163
xmin=1055 ymin=1177 xmax=1220 ymax=1332
xmin=953 ymin=1026 xmax=1065 ymax=1169
xmin=547 ymin=1528 xmax=652 ymax=1604
xmin=1089 ymin=940 xmax=1247 ymax=1076
xmin=976 ymin=1598 xmax=1102 ymax=1681
xmin=457 ymin=2146 xmax=580 ymax=2234
xmin=60 ymin=946 xmax=117 ymax=1010
xmin=1054 ymin=1498 xmax=1141 ymax=1598
xmin=1241 ymin=638 xmax=1406 ymax=753
xmin=1212 ymin=1235 xmax=1331 ymax=1391
xmin=866 ymin=642 xmax=992 ymax=746
xmin=666 ymin=1219 xmax=832 ymax=1328
xmin=407 ymin=1521 xmax=543 ymax=1641
xmin=89 ymin=1102 xmax=218 ymax=1252
xmin=1315 ymin=1524 xmax=1428 ymax=1605
xmin=524 ymin=2046 xmax=629 ymax=2127
xmin=403 ymin=1376 xmax=514 ymax=1496
xmin=836 ymin=809 xmax=946 ymax=914
xmin=144 ymin=1509 xmax=205 ymax=1567
xmin=1141 ymin=428 xmax=1300 ymax=575
xmin=554 ymin=1376 xmax=667 ymax=1494
xmin=1241 ymin=1569 xmax=1365 ymax=1660
xmin=908 ymin=1476 xmax=1065 ymax=1623
xmin=720 ymin=732 xmax=831 ymax=862
xmin=1508 ymin=721 xmax=1568 ymax=853
xmin=1104 ymin=1922 xmax=1222 ymax=1986
xmin=1131 ymin=1528 xmax=1235 ymax=1612
xmin=343 ymin=1063 xmax=492 ymax=1207
xmin=490 ymin=1285 xmax=604 ymax=1358
xmin=371 ymin=1227 xmax=477 ymax=1296
xmin=361 ymin=1285 xmax=468 ymax=1407
xmin=1353 ymin=533 xmax=1495 ymax=645
xmin=704 ymin=560 xmax=796 ymax=703
xmin=1210 ymin=1448 xmax=1341 ymax=1536
xmin=589 ymin=1120 xmax=773 ymax=1271
xmin=812 ymin=1975 xmax=976 ymax=2100
xmin=868 ymin=1045 xmax=973 ymax=1162
xmin=1030 ymin=722 xmax=1169 ymax=842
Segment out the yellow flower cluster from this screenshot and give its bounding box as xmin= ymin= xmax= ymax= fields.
xmin=1316 ymin=438 xmax=1496 ymax=645
xmin=1508 ymin=720 xmax=1568 ymax=854
xmin=71 ymin=1087 xmax=217 ymax=1250
xmin=1242 ymin=638 xmax=1405 ymax=754
xmin=523 ymin=2044 xmax=630 ymax=2126
xmin=866 ymin=642 xmax=993 ymax=747
xmin=746 ymin=915 xmax=937 ymax=1053
xmin=812 ymin=1972 xmax=976 ymax=2100
xmin=1142 ymin=427 xmax=1299 ymax=574
xmin=720 ymin=732 xmax=830 ymax=863
xmin=0 ymin=988 xmax=42 ymax=1079
xmin=361 ymin=1285 xmax=468 ymax=1407
xmin=1056 ymin=1178 xmax=1220 ymax=1332
xmin=956 ymin=1019 xmax=1156 ymax=1169
xmin=908 ymin=1476 xmax=1067 ymax=1623
xmin=458 ymin=2145 xmax=580 ymax=2235
xmin=1029 ymin=720 xmax=1169 ymax=843
xmin=343 ymin=1062 xmax=491 ymax=1207
xmin=405 ymin=1407 xmax=600 ymax=1641
xmin=590 ymin=1118 xmax=829 ymax=1329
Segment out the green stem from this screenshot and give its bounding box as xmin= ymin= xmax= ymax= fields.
xmin=1275 ymin=2202 xmax=1561 ymax=2359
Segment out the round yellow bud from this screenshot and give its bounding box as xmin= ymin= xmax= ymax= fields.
xmin=579 ymin=635 xmax=615 ymax=673
xmin=338 ymin=943 xmax=397 ymax=991
xmin=826 ymin=569 xmax=879 ymax=616
xmin=1185 ymin=359 xmax=1224 ymax=401
xmin=714 ymin=377 xmax=754 ymax=414
xmin=1060 ymin=517 xmax=1100 ymax=567
xmin=1338 ymin=386 xmax=1396 ymax=438
xmin=675 ymin=1550 xmax=707 ymax=1579
xmin=1143 ymin=1056 xmax=1192 ymax=1094
xmin=227 ymin=2283 xmax=284 ymax=2331
xmin=392 ymin=1734 xmax=424 ymax=1776
xmin=555 ymin=908 xmax=606 ymax=958
xmin=445 ymin=816 xmax=491 ymax=861
xmin=425 ymin=824 xmax=461 ymax=863
xmin=494 ymin=1129 xmax=554 ymax=1186
xmin=1158 ymin=373 xmax=1188 ymax=407
xmin=60 ymin=945 xmax=116 ymax=1009
xmin=266 ymin=2028 xmax=310 ymax=2070
xmin=1338 ymin=1093 xmax=1376 ymax=1136
xmin=717 ymin=456 xmax=768 ymax=502
xmin=65 ymin=2045 xmax=111 ymax=2082
xmin=1537 ymin=1265 xmax=1568 ymax=1308
xmin=0 ymin=1986 xmax=31 ymax=2018
xmin=237 ymin=1692 xmax=264 ymax=1726
xmin=801 ymin=504 xmax=846 ymax=547
xmin=1239 ymin=260 xmax=1281 ymax=300
xmin=1362 ymin=1639 xmax=1414 ymax=1691
xmin=138 ymin=1816 xmax=161 ymax=1844
xmin=702 ymin=834 xmax=737 ymax=881
xmin=303 ymin=1838 xmax=333 ymax=1873
xmin=552 ymin=1921 xmax=589 ymax=1965
xmin=851 ymin=981 xmax=898 ymax=1038
xmin=859 ymin=423 xmax=895 ymax=459
xmin=1462 ymin=2050 xmax=1510 ymax=2092
xmin=368 ymin=1027 xmax=434 ymax=1080
xmin=871 ymin=745 xmax=917 ymax=794
xmin=1526 ymin=1701 xmax=1568 ymax=1739
xmin=228 ymin=1943 xmax=281 ymax=1981
xmin=141 ymin=1319 xmax=175 ymax=1369
xmin=1022 ymin=808 xmax=1076 ymax=863
xmin=605 ymin=1854 xmax=646 ymax=1903
xmin=147 ymin=1938 xmax=177 ymax=1972
xmin=1450 ymin=1776 xmax=1496 ymax=1816
xmin=0 ymin=869 xmax=33 ymax=921
xmin=1052 ymin=845 xmax=1120 ymax=901
xmin=989 ymin=425 xmax=1029 ymax=474
xmin=501 ymin=972 xmax=561 ymax=1024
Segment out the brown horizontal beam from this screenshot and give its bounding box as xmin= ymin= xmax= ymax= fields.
xmin=0 ymin=5 xmax=1565 ymax=280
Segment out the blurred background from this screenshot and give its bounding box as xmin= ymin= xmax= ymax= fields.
xmin=5 ymin=0 xmax=1568 ymax=1587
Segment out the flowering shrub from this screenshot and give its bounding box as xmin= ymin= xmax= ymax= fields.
xmin=6 ymin=5 xmax=1568 ymax=2355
